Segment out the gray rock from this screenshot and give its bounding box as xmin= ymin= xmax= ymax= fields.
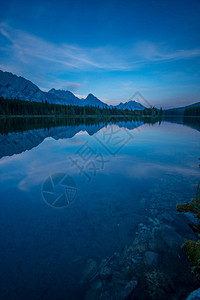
xmin=82 ymin=259 xmax=98 ymax=282
xmin=99 ymin=266 xmax=112 ymax=279
xmin=122 ymin=280 xmax=138 ymax=298
xmin=159 ymin=211 xmax=174 ymax=222
xmin=91 ymin=280 xmax=102 ymax=290
xmin=98 ymin=279 xmax=138 ymax=300
xmin=148 ymin=237 xmax=165 ymax=252
xmin=159 ymin=224 xmax=185 ymax=248
xmin=145 ymin=251 xmax=159 ymax=265
xmin=184 ymin=212 xmax=200 ymax=226
xmin=186 ymin=288 xmax=200 ymax=300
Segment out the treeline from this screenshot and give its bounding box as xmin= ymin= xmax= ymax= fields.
xmin=163 ymin=109 xmax=183 ymax=116
xmin=0 ymin=97 xmax=162 ymax=117
xmin=184 ymin=106 xmax=200 ymax=117
xmin=164 ymin=106 xmax=200 ymax=117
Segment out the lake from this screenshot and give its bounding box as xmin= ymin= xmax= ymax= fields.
xmin=0 ymin=117 xmax=200 ymax=299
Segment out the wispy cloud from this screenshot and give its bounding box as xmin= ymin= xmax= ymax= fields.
xmin=0 ymin=23 xmax=132 ymax=71
xmin=43 ymin=79 xmax=82 ymax=92
xmin=133 ymin=41 xmax=200 ymax=62
xmin=1 ymin=22 xmax=200 ymax=75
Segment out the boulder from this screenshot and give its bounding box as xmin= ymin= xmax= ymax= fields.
xmin=145 ymin=251 xmax=159 ymax=265
xmin=121 ymin=280 xmax=138 ymax=299
xmin=82 ymin=259 xmax=98 ymax=282
xmin=99 ymin=266 xmax=112 ymax=279
xmin=159 ymin=211 xmax=174 ymax=223
xmin=159 ymin=224 xmax=185 ymax=248
xmin=186 ymin=288 xmax=200 ymax=300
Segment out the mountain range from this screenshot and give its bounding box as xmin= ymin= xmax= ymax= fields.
xmin=0 ymin=70 xmax=145 ymax=111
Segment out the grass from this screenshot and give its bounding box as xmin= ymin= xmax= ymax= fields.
xmin=177 ymin=184 xmax=200 ymax=277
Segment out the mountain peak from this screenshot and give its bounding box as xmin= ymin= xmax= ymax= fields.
xmin=116 ymin=99 xmax=145 ymax=111
xmin=86 ymin=93 xmax=96 ymax=99
xmin=83 ymin=93 xmax=106 ymax=108
xmin=48 ymin=88 xmax=56 ymax=92
xmin=47 ymin=88 xmax=80 ymax=104
xmin=48 ymin=88 xmax=73 ymax=94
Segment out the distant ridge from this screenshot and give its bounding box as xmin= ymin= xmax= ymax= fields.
xmin=165 ymin=101 xmax=200 ymax=114
xmin=0 ymin=70 xmax=146 ymax=110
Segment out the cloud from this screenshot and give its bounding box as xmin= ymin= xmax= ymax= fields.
xmin=39 ymin=81 xmax=82 ymax=92
xmin=0 ymin=22 xmax=132 ymax=72
xmin=133 ymin=41 xmax=200 ymax=62
xmin=41 ymin=78 xmax=83 ymax=91
xmin=0 ymin=22 xmax=200 ymax=106
xmin=1 ymin=22 xmax=200 ymax=76
xmin=65 ymin=82 xmax=82 ymax=91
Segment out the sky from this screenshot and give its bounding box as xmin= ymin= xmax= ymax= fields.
xmin=0 ymin=0 xmax=200 ymax=108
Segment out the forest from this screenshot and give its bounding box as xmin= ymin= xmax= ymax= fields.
xmin=184 ymin=106 xmax=200 ymax=117
xmin=0 ymin=97 xmax=162 ymax=117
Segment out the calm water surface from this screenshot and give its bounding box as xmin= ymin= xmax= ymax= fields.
xmin=0 ymin=117 xmax=199 ymax=299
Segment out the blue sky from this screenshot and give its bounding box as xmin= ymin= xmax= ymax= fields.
xmin=0 ymin=0 xmax=200 ymax=108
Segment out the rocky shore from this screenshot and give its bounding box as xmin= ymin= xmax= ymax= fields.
xmin=80 ymin=184 xmax=199 ymax=299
